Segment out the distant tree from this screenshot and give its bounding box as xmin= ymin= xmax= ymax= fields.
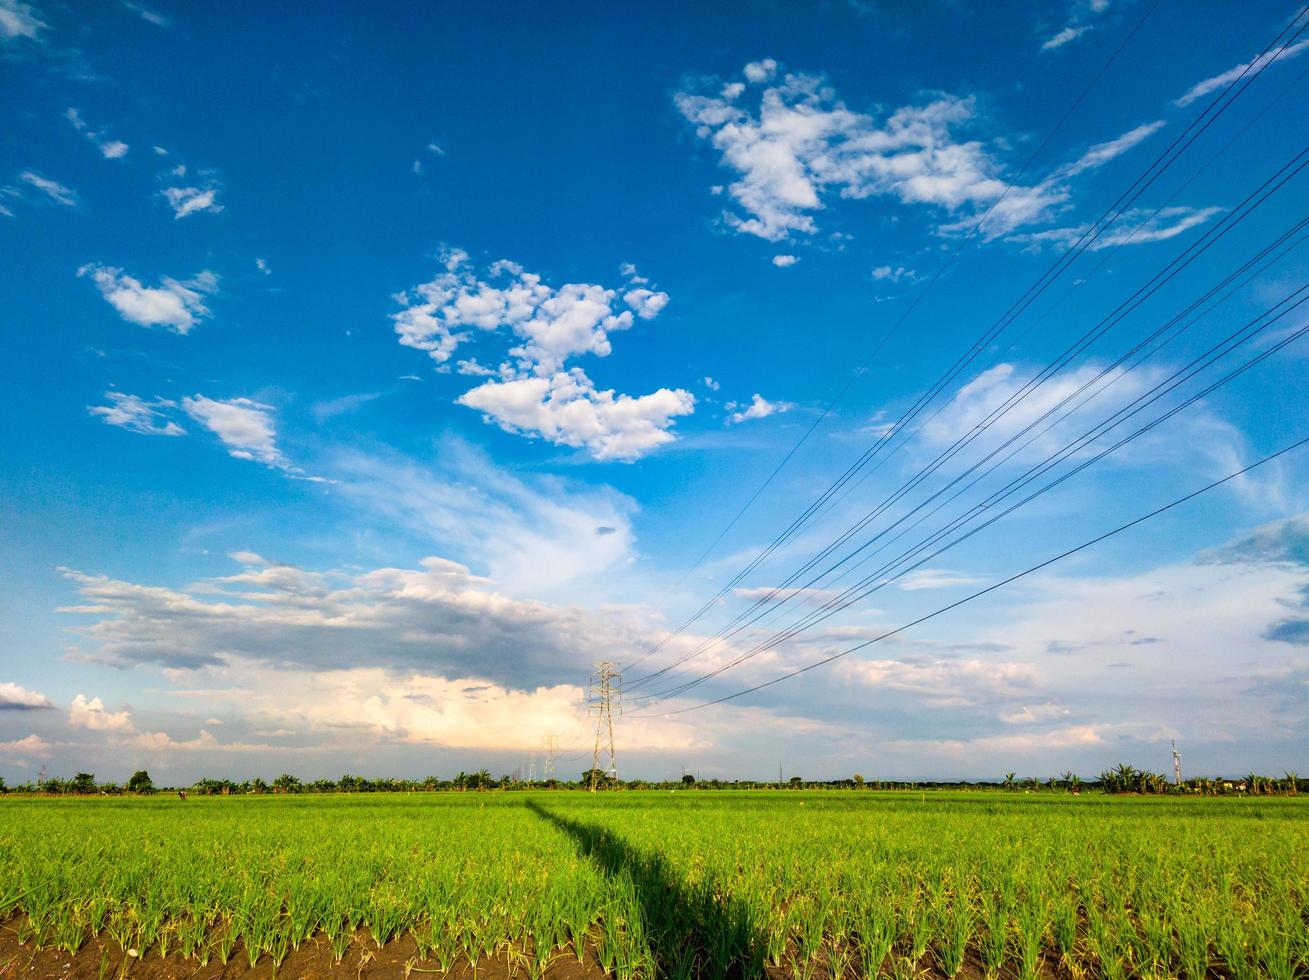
xmin=71 ymin=772 xmax=97 ymax=795
xmin=1285 ymin=771 xmax=1299 ymax=796
xmin=1002 ymin=772 xmax=1017 ymax=791
xmin=251 ymin=777 xmax=269 ymax=794
xmin=272 ymin=773 xmax=302 ymax=794
xmin=127 ymin=770 xmax=154 ymax=794
xmin=788 ymin=776 xmax=803 ymax=787
xmin=0 ymin=776 xmax=7 ymax=794
xmin=852 ymin=774 xmax=865 ymax=788
xmin=682 ymin=773 xmax=696 ymax=785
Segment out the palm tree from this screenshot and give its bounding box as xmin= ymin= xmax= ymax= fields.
xmin=1284 ymin=771 xmax=1299 ymax=796
xmin=1003 ymin=772 xmax=1017 ymax=791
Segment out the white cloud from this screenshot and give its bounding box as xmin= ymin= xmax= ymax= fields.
xmin=623 ymin=287 xmax=670 ymax=319
xmin=256 ymin=257 xmax=270 ymax=274
xmin=88 ymin=392 xmax=185 ymax=436
xmin=393 ymin=252 xmax=666 ymax=373
xmin=743 ymin=58 xmax=777 ymax=84
xmin=872 ymin=264 xmax=916 ymax=283
xmin=1040 ymin=0 xmax=1111 ymax=53
xmin=1175 ymin=39 xmax=1309 ymax=108
xmin=0 ymin=734 xmax=51 ymax=757
xmin=1041 ymin=25 xmax=1088 ymax=51
xmin=703 ymin=376 xmax=721 ymax=391
xmin=69 ymin=693 xmax=134 ymax=732
xmin=394 ymin=252 xmax=690 ymax=460
xmin=0 ymin=0 xmax=45 ymax=40
xmin=79 ymin=265 xmax=217 ymax=333
xmin=20 ymin=170 xmax=76 ymax=206
xmin=772 ymin=254 xmax=799 ymax=267
xmin=727 ymin=393 xmax=793 ymax=425
xmin=120 ymin=1 xmax=169 ymax=26
xmin=0 ymin=682 xmax=53 ymax=710
xmin=181 ymin=395 xmax=286 ymax=468
xmin=64 ymin=108 xmax=130 ymax=159
xmin=331 ymin=438 xmax=639 ymax=597
xmin=1006 ymin=205 xmax=1222 ymax=252
xmin=840 ymin=656 xmax=1041 ymax=700
xmin=1060 ymin=121 xmax=1164 ymax=178
xmin=676 ymin=68 xmax=1070 ymax=241
xmin=161 ymin=184 xmax=222 ymax=218
xmin=457 ymin=367 xmax=695 ymax=462
xmin=897 ymin=568 xmax=984 ymax=591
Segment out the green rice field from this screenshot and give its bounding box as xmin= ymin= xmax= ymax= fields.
xmin=2 ymin=791 xmax=1306 ymax=978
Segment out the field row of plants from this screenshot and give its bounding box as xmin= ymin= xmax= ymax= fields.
xmin=1 ymin=791 xmax=1304 ymax=978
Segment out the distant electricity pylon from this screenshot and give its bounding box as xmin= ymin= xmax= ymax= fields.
xmin=1172 ymin=739 xmax=1183 ymax=786
xmin=527 ymin=752 xmax=537 ymax=784
xmin=542 ymin=732 xmax=559 ymax=781
xmin=588 ymin=662 xmax=621 ymax=792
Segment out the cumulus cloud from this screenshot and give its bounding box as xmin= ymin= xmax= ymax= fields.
xmin=181 ymin=395 xmax=286 ymax=468
xmin=64 ymin=107 xmax=129 ymax=159
xmin=772 ymin=254 xmax=799 ymax=267
xmin=69 ymin=693 xmax=134 ymax=732
xmin=0 ymin=682 xmax=53 ymax=710
xmin=78 ymin=265 xmax=217 ymax=333
xmin=0 ymin=734 xmax=51 ymax=757
xmin=161 ymin=184 xmax=222 ymax=218
xmin=1175 ymin=39 xmax=1309 ymax=108
xmin=727 ymin=393 xmax=793 ymax=425
xmin=394 ymin=252 xmax=692 ymax=460
xmin=88 ymin=392 xmax=185 ymax=436
xmin=392 ymin=249 xmax=667 ymax=372
xmin=458 ymin=367 xmax=695 ymax=462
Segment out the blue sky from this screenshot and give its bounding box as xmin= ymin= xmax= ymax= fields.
xmin=2 ymin=0 xmax=1308 ymax=783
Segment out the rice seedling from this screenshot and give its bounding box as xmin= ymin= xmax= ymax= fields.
xmin=0 ymin=790 xmax=1303 ymax=978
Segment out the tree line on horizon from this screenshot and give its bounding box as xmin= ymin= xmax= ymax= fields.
xmin=2 ymin=765 xmax=1302 ymax=796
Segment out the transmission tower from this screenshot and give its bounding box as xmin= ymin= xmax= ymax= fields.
xmin=588 ymin=662 xmax=621 ymax=792
xmin=542 ymin=731 xmax=559 ymax=781
xmin=1172 ymin=739 xmax=1183 ymax=786
xmin=527 ymin=752 xmax=536 ymax=784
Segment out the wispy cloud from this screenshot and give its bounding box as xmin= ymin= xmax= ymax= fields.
xmin=19 ymin=170 xmax=76 ymax=206
xmin=1175 ymin=39 xmax=1309 ymax=108
xmin=65 ymin=107 xmax=129 ymax=159
xmin=1040 ymin=0 xmax=1110 ymax=53
xmin=88 ymin=392 xmax=186 ymax=436
xmin=0 ymin=0 xmax=45 ymax=41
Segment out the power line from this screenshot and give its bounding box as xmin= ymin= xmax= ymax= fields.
xmin=636 ymin=280 xmax=1309 ymax=705
xmin=629 ymin=136 xmax=1309 ymax=693
xmin=621 ymin=0 xmax=1164 ymax=670
xmin=639 ymin=433 xmax=1309 ymax=717
xmin=624 ymin=6 xmax=1309 ymax=676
